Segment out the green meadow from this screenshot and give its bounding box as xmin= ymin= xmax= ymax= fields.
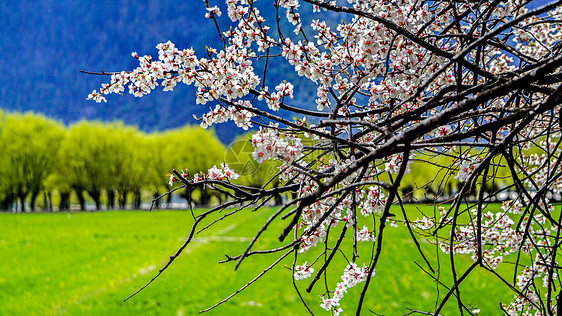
xmin=0 ymin=206 xmax=516 ymax=315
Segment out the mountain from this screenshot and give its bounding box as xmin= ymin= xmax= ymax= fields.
xmin=0 ymin=0 xmax=323 ymax=144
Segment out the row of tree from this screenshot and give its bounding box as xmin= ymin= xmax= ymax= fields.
xmin=0 ymin=110 xmax=518 ymax=212
xmin=0 ymin=110 xmax=229 ymax=212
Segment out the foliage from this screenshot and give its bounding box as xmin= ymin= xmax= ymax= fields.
xmin=0 ymin=112 xmax=65 ymax=211
xmin=149 ymin=125 xmax=226 ymax=206
xmin=0 ymin=112 xmax=225 ymax=211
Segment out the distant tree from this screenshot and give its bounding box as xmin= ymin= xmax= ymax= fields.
xmin=46 ymin=172 xmax=72 ymax=211
xmin=58 ymin=121 xmax=116 ymax=210
xmin=88 ymin=1 xmax=562 ymax=315
xmin=143 ymin=126 xmax=225 ymax=208
xmin=102 ymin=123 xmax=147 ymax=209
xmin=143 ymin=132 xmax=170 ymax=209
xmin=49 ymin=127 xmax=74 ymax=211
xmin=181 ymin=128 xmax=226 ymax=206
xmin=165 ymin=126 xmax=225 ymax=206
xmin=0 ymin=112 xmax=64 ymax=212
xmin=0 ymin=109 xmax=13 ymax=211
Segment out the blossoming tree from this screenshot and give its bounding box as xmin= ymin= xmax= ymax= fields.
xmin=87 ymin=0 xmax=562 ymax=314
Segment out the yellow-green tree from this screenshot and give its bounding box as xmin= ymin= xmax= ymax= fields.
xmin=0 ymin=112 xmax=65 ymax=211
xmin=145 ymin=126 xmax=225 ymax=207
xmin=0 ymin=109 xmax=12 ymax=210
xmin=58 ymin=121 xmax=115 ymax=210
xmin=104 ymin=123 xmax=147 ymax=209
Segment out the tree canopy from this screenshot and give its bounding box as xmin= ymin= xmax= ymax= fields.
xmin=0 ymin=112 xmax=65 ymax=211
xmin=0 ymin=113 xmax=225 ymax=212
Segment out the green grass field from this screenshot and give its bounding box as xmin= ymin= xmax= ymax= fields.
xmin=0 ymin=206 xmax=517 ymax=315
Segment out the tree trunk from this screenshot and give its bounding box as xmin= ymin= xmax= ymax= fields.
xmin=30 ymin=191 xmax=40 ymax=211
xmin=199 ymin=188 xmax=210 ymax=207
xmin=166 ymin=192 xmax=172 ymax=208
xmin=119 ymin=191 xmax=128 ymax=209
xmin=88 ymin=190 xmax=101 ymax=210
xmin=75 ymin=189 xmax=86 ymax=211
xmin=181 ymin=188 xmax=193 ymax=209
xmin=153 ymin=191 xmax=160 ymax=209
xmin=59 ymin=191 xmax=70 ymax=211
xmin=274 ymin=193 xmax=282 ymax=206
xmin=18 ymin=193 xmax=26 ymax=213
xmin=107 ymin=190 xmax=116 ymax=209
xmin=0 ymin=193 xmax=14 ymax=211
xmin=133 ymin=190 xmax=141 ymax=209
xmin=44 ymin=192 xmax=52 ymax=212
xmin=217 ymin=192 xmax=223 ymax=205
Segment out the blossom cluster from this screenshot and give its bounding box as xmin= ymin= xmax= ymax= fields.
xmin=360 ymin=186 xmax=386 ymax=216
xmin=168 ymin=163 xmax=239 ymax=186
xmin=299 ymin=225 xmax=327 ymax=253
xmin=293 ymin=261 xmax=314 ymax=281
xmin=523 ymin=137 xmax=562 ymax=192
xmin=435 ymin=199 xmax=559 ymax=315
xmin=357 ymin=225 xmax=376 ymax=242
xmin=403 ymin=197 xmax=560 ymax=315
xmin=384 ymin=153 xmax=413 ymax=175
xmin=88 ymin=40 xmax=260 ymax=131
xmin=512 ymin=5 xmax=562 ymax=59
xmin=439 ymin=208 xmax=526 ymax=269
xmin=454 ymin=156 xmax=478 ymax=183
xmin=199 ymin=103 xmax=253 ymax=130
xmin=250 ymin=126 xmax=303 ymax=163
xmin=320 ymin=262 xmax=374 ymax=315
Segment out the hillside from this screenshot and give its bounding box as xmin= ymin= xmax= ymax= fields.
xmin=0 ymin=0 xmax=320 ymax=143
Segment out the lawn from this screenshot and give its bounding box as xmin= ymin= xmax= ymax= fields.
xmin=0 ymin=205 xmax=517 ymax=315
